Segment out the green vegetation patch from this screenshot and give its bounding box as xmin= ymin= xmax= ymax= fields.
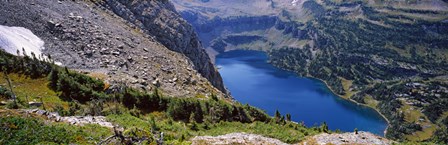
xmin=106 ymin=112 xmax=322 ymax=144
xmin=0 ymin=116 xmax=111 ymax=144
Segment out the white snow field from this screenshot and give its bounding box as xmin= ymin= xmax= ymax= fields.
xmin=0 ymin=25 xmax=45 ymax=58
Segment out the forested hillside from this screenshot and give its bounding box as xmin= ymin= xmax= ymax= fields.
xmin=268 ymin=0 xmax=448 ymax=142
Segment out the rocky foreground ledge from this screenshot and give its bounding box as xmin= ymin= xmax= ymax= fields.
xmin=20 ymin=109 xmax=114 ymax=128
xmin=191 ymin=132 xmax=393 ymax=145
xmin=191 ymin=133 xmax=288 ymax=145
xmin=303 ymin=132 xmax=393 ymax=145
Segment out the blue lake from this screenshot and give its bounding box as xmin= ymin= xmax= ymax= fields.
xmin=216 ymin=50 xmax=388 ymax=136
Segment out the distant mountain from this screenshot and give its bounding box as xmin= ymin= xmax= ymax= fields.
xmin=172 ymin=0 xmax=448 ymax=142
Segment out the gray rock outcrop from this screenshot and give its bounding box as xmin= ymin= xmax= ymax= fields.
xmin=191 ymin=133 xmax=289 ymax=145
xmin=305 ymin=132 xmax=394 ymax=145
xmin=24 ymin=109 xmax=114 ymax=128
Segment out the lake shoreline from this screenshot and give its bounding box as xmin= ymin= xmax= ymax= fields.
xmin=307 ymin=76 xmax=390 ymax=136
xmin=214 ymin=50 xmax=390 ymax=136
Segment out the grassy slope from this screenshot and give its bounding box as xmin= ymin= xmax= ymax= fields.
xmin=0 ymin=110 xmax=112 ymax=144
xmin=400 ymin=102 xmax=437 ymax=141
xmin=0 ymin=73 xmax=66 ymax=111
xmin=107 ymin=113 xmax=320 ymax=144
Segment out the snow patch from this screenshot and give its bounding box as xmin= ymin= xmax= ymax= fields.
xmin=0 ymin=25 xmax=45 ymax=58
xmin=292 ymin=0 xmax=299 ymax=6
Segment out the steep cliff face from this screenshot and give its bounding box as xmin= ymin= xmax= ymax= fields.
xmin=102 ymin=0 xmax=225 ymax=93
xmin=0 ymin=0 xmax=226 ymax=97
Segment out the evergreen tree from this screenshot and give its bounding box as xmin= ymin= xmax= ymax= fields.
xmin=286 ymin=113 xmax=291 ymax=121
xmin=64 ymin=66 xmax=70 ymax=75
xmin=280 ymin=116 xmax=286 ymax=125
xmin=48 ymin=67 xmax=59 ymax=89
xmin=231 ymin=106 xmax=239 ymax=121
xmin=2 ymin=66 xmax=17 ymax=108
xmin=189 ymin=113 xmax=199 ymax=131
xmin=194 ymin=101 xmax=204 ymax=123
xmin=189 ymin=112 xmax=196 ymax=123
xmin=321 ymin=122 xmax=329 ymax=133
xmin=275 ymin=110 xmax=281 ymax=123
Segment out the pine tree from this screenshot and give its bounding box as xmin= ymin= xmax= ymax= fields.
xmin=190 ymin=112 xmax=196 ymax=123
xmin=280 ymin=116 xmax=286 ymax=125
xmin=48 ymin=67 xmax=59 ymax=89
xmin=189 ymin=113 xmax=199 ymax=131
xmin=2 ymin=67 xmax=17 ymax=108
xmin=275 ymin=110 xmax=281 ymax=123
xmin=64 ymin=66 xmax=70 ymax=75
xmin=321 ymin=122 xmax=329 ymax=133
xmin=194 ymin=101 xmax=204 ymax=123
xmin=286 ymin=113 xmax=291 ymax=121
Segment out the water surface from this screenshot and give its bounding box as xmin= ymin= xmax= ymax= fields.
xmin=216 ymin=50 xmax=388 ymax=136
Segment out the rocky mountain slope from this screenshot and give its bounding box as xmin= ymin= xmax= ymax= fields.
xmin=172 ymin=0 xmax=448 ymax=142
xmin=0 ymin=0 xmax=226 ymax=98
